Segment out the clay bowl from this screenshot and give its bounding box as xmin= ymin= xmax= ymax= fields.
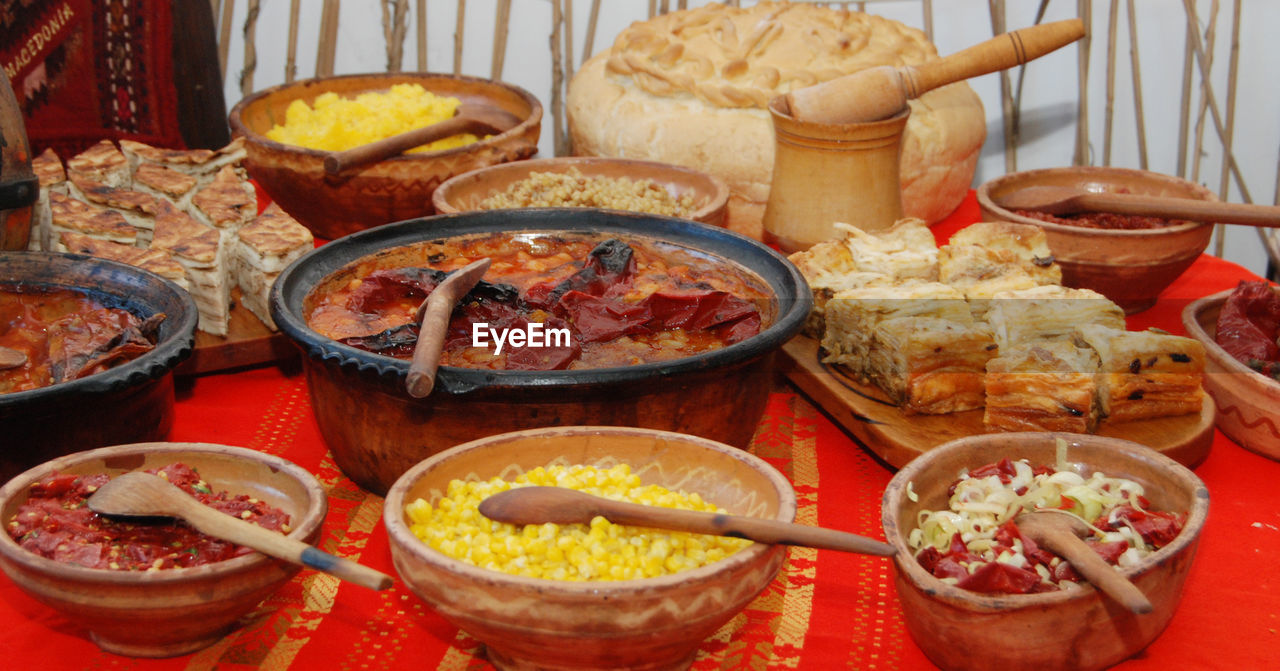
xmin=228 ymin=72 xmax=542 ymax=240
xmin=0 ymin=252 xmax=198 ymax=482
xmin=1182 ymin=287 xmax=1280 ymax=460
xmin=977 ymin=167 xmax=1215 ymax=313
xmin=432 ymin=156 xmax=730 ymax=228
xmin=383 ymin=425 xmax=794 ymax=671
xmin=0 ymin=441 xmax=327 ymax=657
xmin=269 ymin=209 xmax=810 ymax=495
xmin=882 ymin=432 xmax=1208 ymax=671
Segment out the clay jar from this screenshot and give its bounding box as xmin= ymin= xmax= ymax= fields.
xmin=763 ymin=96 xmax=910 ymax=253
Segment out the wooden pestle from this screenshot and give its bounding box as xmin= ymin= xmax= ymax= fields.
xmin=786 ymin=19 xmax=1086 ymax=124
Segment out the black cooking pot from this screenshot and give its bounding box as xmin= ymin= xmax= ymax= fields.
xmin=270 ymin=209 xmax=811 ymax=494
xmin=0 ymin=252 xmax=198 ymax=483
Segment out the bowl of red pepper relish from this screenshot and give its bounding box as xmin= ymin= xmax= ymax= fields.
xmin=270 ymin=208 xmax=811 ymax=495
xmin=0 ymin=441 xmax=327 ymax=658
xmin=977 ymin=166 xmax=1215 ymax=314
xmin=882 ymin=432 xmax=1208 ymax=671
xmin=0 ymin=251 xmax=198 ymax=483
xmin=1182 ymin=281 xmax=1280 ymax=461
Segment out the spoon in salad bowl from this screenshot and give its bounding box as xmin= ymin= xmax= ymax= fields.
xmin=1016 ymin=510 xmax=1153 ymax=614
xmin=478 ymin=486 xmax=897 ymax=556
xmin=87 ymin=471 xmax=395 ymax=590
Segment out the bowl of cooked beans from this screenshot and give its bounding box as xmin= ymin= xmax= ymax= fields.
xmin=432 ymin=156 xmax=731 ymax=228
xmin=269 ymin=208 xmax=810 ymax=495
xmin=383 ymin=425 xmax=795 ymax=671
xmin=228 ymin=72 xmax=541 ymax=240
xmin=977 ymin=166 xmax=1215 ymax=314
xmin=0 ymin=441 xmax=327 ymax=657
xmin=882 ymin=432 xmax=1208 ymax=671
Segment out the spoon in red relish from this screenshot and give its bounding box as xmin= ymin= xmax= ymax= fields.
xmin=0 ymin=345 xmax=26 ymax=370
xmin=88 ymin=472 xmax=394 ymax=590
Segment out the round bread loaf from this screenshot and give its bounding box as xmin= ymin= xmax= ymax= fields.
xmin=568 ymin=1 xmax=986 ymax=239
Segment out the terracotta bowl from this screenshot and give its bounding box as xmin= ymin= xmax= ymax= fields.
xmin=0 ymin=252 xmax=198 ymax=482
xmin=1182 ymin=288 xmax=1280 ymax=460
xmin=977 ymin=167 xmax=1215 ymax=313
xmin=882 ymin=432 xmax=1208 ymax=671
xmin=269 ymin=209 xmax=811 ymax=495
xmin=383 ymin=425 xmax=794 ymax=671
xmin=228 ymin=72 xmax=542 ymax=240
xmin=0 ymin=441 xmax=327 ymax=657
xmin=432 ymin=156 xmax=730 ymax=228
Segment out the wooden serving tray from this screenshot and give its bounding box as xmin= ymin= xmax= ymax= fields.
xmin=778 ymin=336 xmax=1215 ymax=470
xmin=175 ymin=288 xmax=295 ymax=375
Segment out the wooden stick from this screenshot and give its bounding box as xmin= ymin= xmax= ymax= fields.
xmin=1074 ymin=0 xmax=1092 ymax=166
xmin=1214 ymin=0 xmax=1242 ymax=257
xmin=988 ymin=0 xmax=1017 ymax=174
xmin=285 ymin=0 xmax=301 ymax=82
xmin=583 ymin=0 xmax=602 ymax=63
xmin=453 ymin=0 xmax=465 ymax=75
xmin=218 ymin=0 xmax=235 ymax=79
xmin=1103 ymin=0 xmax=1118 ymax=166
xmin=492 ymin=0 xmax=511 ymax=79
xmin=1126 ymin=0 xmax=1149 ymax=171
xmin=564 ymin=0 xmax=576 ymax=84
xmin=316 ymin=0 xmax=340 ymax=78
xmin=407 ymin=259 xmax=492 ymax=398
xmin=1188 ymin=0 xmax=1217 ymax=184
xmin=1176 ymin=12 xmax=1195 ymax=178
xmin=1182 ymin=0 xmax=1253 ymax=205
xmin=416 ymin=0 xmax=427 ymax=71
xmin=550 ymin=0 xmax=567 ymax=155
xmin=239 ymin=0 xmax=260 ymax=96
xmin=922 ymin=0 xmax=934 ymax=42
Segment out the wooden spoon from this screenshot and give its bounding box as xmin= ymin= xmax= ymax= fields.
xmin=478 ymin=486 xmax=897 ymax=557
xmin=786 ymin=19 xmax=1085 ymax=124
xmin=0 ymin=345 xmax=26 ymax=370
xmin=1017 ymin=510 xmax=1152 ymax=614
xmin=405 ymin=257 xmax=492 ymax=398
xmin=87 ymin=472 xmax=394 ymax=590
xmin=323 ymin=104 xmax=522 ymax=175
xmin=995 ymin=185 xmax=1280 ymax=227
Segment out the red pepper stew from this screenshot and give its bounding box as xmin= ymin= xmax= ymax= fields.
xmin=0 ymin=284 xmax=163 ymax=394
xmin=1215 ymin=279 xmax=1280 ymax=379
xmin=6 ymin=463 xmax=290 ymax=570
xmin=1013 ymin=208 xmax=1192 ymax=230
xmin=306 ymin=232 xmax=770 ymax=370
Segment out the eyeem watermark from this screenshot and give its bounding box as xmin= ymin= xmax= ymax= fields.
xmin=472 ymin=322 xmax=572 ymax=355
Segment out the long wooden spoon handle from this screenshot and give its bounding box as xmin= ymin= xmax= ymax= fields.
xmin=902 ymin=19 xmax=1086 ymax=98
xmin=406 ymin=257 xmax=492 ymax=398
xmin=1036 ymin=533 xmax=1152 ymax=614
xmin=602 ymin=500 xmax=896 ymax=556
xmin=1078 ymin=193 xmax=1280 ymax=227
xmin=173 ymin=495 xmax=394 ymax=590
xmin=324 ymin=116 xmax=473 ymax=175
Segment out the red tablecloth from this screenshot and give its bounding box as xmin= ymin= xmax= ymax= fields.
xmin=4 ymin=195 xmax=1279 ymax=669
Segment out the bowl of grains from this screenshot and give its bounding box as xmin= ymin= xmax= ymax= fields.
xmin=0 ymin=441 xmax=327 ymax=657
xmin=229 ymin=72 xmax=542 ymax=240
xmin=431 ymin=156 xmax=730 ymax=227
xmin=383 ymin=425 xmax=794 ymax=671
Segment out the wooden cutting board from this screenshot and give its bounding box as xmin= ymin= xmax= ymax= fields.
xmin=175 ymin=288 xmax=295 ymax=375
xmin=778 ymin=336 xmax=1215 ymax=470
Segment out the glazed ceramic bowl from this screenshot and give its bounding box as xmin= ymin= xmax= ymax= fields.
xmin=228 ymin=72 xmax=542 ymax=240
xmin=383 ymin=425 xmax=794 ymax=671
xmin=0 ymin=252 xmax=198 ymax=482
xmin=269 ymin=209 xmax=811 ymax=495
xmin=882 ymin=432 xmax=1208 ymax=671
xmin=432 ymin=156 xmax=731 ymax=228
xmin=1182 ymin=287 xmax=1280 ymax=460
xmin=977 ymin=166 xmax=1215 ymax=313
xmin=0 ymin=442 xmax=327 ymax=657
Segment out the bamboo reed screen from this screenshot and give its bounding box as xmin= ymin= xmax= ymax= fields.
xmin=211 ymin=0 xmax=1278 ymax=273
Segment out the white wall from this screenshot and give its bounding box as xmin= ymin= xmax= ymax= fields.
xmin=220 ymin=0 xmax=1278 ymax=277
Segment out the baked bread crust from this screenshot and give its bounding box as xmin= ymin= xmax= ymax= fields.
xmin=567 ymin=1 xmax=986 ymax=238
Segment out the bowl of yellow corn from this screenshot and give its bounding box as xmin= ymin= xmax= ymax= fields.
xmin=382 ymin=425 xmax=795 ymax=671
xmin=228 ymin=72 xmax=541 ymax=240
